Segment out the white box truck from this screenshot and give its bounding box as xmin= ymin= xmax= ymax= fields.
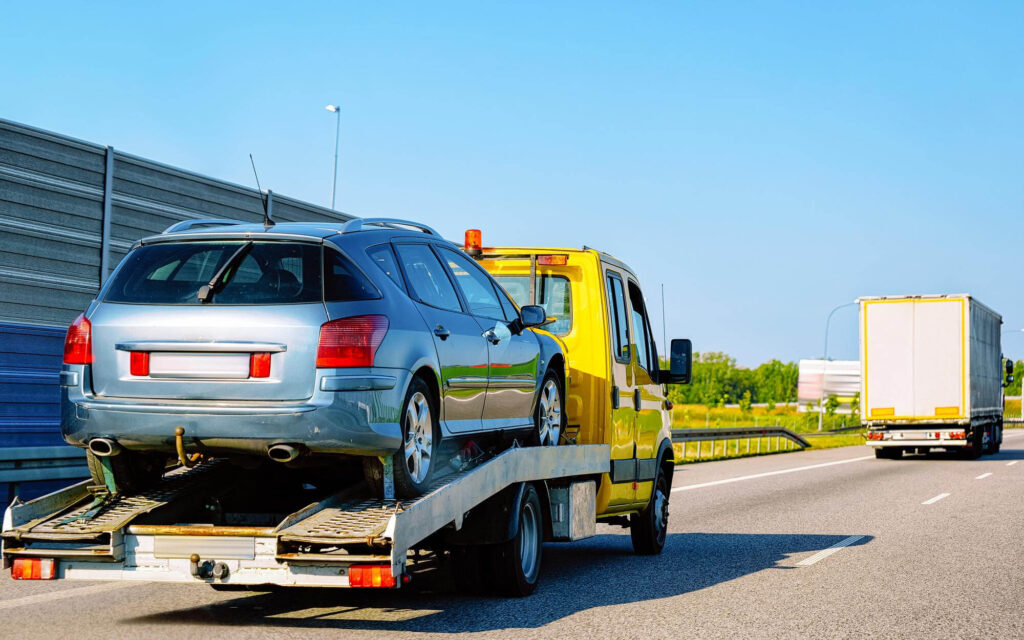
xmin=860 ymin=294 xmax=1009 ymax=459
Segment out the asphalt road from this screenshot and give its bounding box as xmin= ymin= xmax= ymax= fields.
xmin=4 ymin=435 xmax=1024 ymax=640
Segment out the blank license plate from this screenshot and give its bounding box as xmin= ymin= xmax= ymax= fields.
xmin=148 ymin=353 xmax=250 ymax=379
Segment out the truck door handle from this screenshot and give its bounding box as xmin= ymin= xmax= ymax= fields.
xmin=434 ymin=325 xmax=451 ymax=340
xmin=634 ymin=388 xmax=642 ymax=411
xmin=611 ymin=386 xmax=620 ymax=409
xmin=482 ymin=329 xmax=501 ymax=345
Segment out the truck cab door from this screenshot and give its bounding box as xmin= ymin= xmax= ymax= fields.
xmin=603 ymin=268 xmax=639 ymax=509
xmin=625 ymin=278 xmax=667 ymax=508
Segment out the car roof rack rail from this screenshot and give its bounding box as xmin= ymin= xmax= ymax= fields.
xmin=164 ymin=219 xmax=246 ymax=234
xmin=341 ymin=218 xmax=439 ymax=236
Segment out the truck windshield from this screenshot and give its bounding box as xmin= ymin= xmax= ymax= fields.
xmin=493 ymin=274 xmax=572 ymax=335
xmin=103 ymin=241 xmax=324 ymax=305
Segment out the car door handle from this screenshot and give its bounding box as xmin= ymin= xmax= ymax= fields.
xmin=482 ymin=329 xmax=501 ymax=345
xmin=434 ymin=325 xmax=451 ymax=340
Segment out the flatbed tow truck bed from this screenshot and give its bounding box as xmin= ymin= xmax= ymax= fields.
xmin=2 ymin=444 xmax=608 ymax=590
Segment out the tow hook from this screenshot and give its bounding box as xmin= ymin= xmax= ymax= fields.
xmin=189 ymin=553 xmax=213 ymax=579
xmin=175 ymin=427 xmax=203 ymax=469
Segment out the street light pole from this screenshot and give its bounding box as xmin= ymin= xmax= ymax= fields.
xmin=325 ymin=104 xmax=341 ymax=210
xmin=819 ymin=300 xmax=859 ymax=432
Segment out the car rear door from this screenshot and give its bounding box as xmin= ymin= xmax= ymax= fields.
xmin=393 ymin=241 xmax=489 ymax=433
xmin=437 ymin=247 xmax=539 ymax=430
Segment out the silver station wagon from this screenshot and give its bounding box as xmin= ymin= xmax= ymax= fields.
xmin=60 ymin=218 xmax=566 ymax=497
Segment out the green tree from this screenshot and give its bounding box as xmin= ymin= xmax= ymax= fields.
xmin=738 ymin=390 xmax=752 ymax=414
xmin=825 ymin=394 xmax=839 ymax=418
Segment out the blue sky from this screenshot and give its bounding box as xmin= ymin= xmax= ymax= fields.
xmin=4 ymin=2 xmax=1023 ymax=365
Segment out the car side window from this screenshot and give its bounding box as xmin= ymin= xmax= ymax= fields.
xmin=606 ymin=272 xmax=630 ymax=363
xmin=438 ymin=247 xmax=505 ymax=321
xmin=627 ymin=280 xmax=657 ymax=374
xmin=366 ymin=243 xmax=405 ymax=291
xmin=497 ymin=287 xmax=519 ymax=322
xmin=324 ymin=248 xmax=380 ymax=301
xmin=394 ymin=243 xmax=462 ymax=312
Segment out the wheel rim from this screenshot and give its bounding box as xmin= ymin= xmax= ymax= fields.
xmin=403 ymin=391 xmax=432 ymax=484
xmin=519 ymin=500 xmax=540 ymax=581
xmin=537 ymin=378 xmax=562 ymax=446
xmin=652 ymin=479 xmax=669 ymax=546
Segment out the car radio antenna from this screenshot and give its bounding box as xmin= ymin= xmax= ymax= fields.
xmin=249 ymin=154 xmax=274 ymax=230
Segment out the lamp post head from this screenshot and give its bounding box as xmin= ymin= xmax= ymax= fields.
xmin=325 ymin=104 xmax=340 ymax=113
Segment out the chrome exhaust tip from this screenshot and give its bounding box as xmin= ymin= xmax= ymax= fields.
xmin=267 ymin=444 xmax=302 ymax=463
xmin=88 ymin=438 xmax=122 ymax=457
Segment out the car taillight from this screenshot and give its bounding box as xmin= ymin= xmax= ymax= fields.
xmin=130 ymin=352 xmax=150 ymax=376
xmin=348 ymin=564 xmax=396 ymax=588
xmin=11 ymin=558 xmax=56 ymax=580
xmin=63 ymin=314 xmax=92 ymax=365
xmin=250 ymin=352 xmax=271 ymax=378
xmin=317 ymin=315 xmax=389 ymax=368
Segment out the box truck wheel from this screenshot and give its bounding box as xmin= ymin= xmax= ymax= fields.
xmin=487 ymin=483 xmax=543 ymax=597
xmin=630 ymin=469 xmax=669 ymax=555
xmin=874 ymin=447 xmax=901 ymax=460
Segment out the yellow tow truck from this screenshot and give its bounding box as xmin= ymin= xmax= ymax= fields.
xmin=465 ymin=229 xmax=692 ymax=553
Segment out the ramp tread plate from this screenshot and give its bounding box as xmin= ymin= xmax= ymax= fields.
xmin=25 ymin=461 xmax=224 ymax=537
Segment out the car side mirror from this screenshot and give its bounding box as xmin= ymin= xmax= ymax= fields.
xmin=659 ymin=338 xmax=692 ymax=384
xmin=520 ymin=305 xmax=547 ymax=328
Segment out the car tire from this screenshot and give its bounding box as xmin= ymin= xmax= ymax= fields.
xmin=487 ymin=483 xmax=543 ymax=597
xmin=630 ymin=466 xmax=669 ymax=555
xmin=86 ymin=449 xmax=164 ymax=495
xmin=530 ymin=369 xmax=565 ymax=447
xmin=392 ymin=377 xmax=440 ymax=498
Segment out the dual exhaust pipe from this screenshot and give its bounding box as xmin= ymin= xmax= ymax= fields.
xmin=88 ymin=436 xmax=303 ymax=464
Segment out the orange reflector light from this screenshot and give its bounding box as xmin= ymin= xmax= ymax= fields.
xmin=870 ymin=408 xmax=894 ymax=417
xmin=537 ymin=254 xmax=568 ymax=266
xmin=935 ymin=406 xmax=960 ymax=417
xmin=464 ymin=229 xmax=482 ymax=256
xmin=867 ymin=432 xmax=884 ymax=440
xmin=949 ymin=431 xmax=966 ymax=440
xmin=11 ymin=558 xmax=55 ymax=580
xmin=249 ymin=352 xmax=271 ymax=378
xmin=348 ymin=564 xmax=396 ymax=588
xmin=129 ymin=352 xmax=150 ymax=376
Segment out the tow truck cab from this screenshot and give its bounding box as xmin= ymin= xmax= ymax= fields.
xmin=465 ymin=231 xmax=691 ymax=517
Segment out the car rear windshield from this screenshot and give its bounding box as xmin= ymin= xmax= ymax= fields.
xmin=493 ymin=274 xmax=572 ymax=335
xmin=103 ymin=241 xmax=375 ymax=305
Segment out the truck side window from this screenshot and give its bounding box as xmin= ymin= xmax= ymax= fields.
xmin=627 ymin=280 xmax=656 ymax=374
xmin=606 ymin=272 xmax=630 ymax=363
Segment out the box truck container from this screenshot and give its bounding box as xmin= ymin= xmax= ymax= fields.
xmin=859 ymin=294 xmax=1008 ymax=459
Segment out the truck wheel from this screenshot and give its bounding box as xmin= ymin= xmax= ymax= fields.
xmin=630 ymin=468 xmax=669 ymax=555
xmin=487 ymin=483 xmax=543 ymax=597
xmin=86 ymin=449 xmax=164 ymax=495
xmin=392 ymin=378 xmax=440 ymax=498
xmin=530 ymin=370 xmax=565 ymax=446
xmin=966 ymin=430 xmax=984 ymax=459
xmin=994 ymin=425 xmax=1002 ymax=454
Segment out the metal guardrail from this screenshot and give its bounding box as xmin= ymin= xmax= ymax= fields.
xmin=671 ymin=427 xmax=811 ymax=460
xmin=0 ymin=446 xmax=88 ymax=485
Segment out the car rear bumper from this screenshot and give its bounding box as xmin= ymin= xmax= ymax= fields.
xmin=60 ymin=365 xmax=408 ymax=457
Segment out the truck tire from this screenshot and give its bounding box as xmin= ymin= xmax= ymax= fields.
xmin=86 ymin=449 xmax=164 ymax=495
xmin=487 ymin=483 xmax=543 ymax=597
xmin=630 ymin=468 xmax=669 ymax=555
xmin=530 ymin=369 xmax=565 ymax=446
xmin=965 ymin=429 xmax=984 ymax=459
xmin=994 ymin=424 xmax=1002 ymax=454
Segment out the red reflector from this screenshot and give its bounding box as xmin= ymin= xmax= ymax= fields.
xmin=250 ymin=352 xmax=271 ymax=378
xmin=348 ymin=564 xmax=396 ymax=588
xmin=11 ymin=557 xmax=55 ymax=580
xmin=317 ymin=315 xmax=389 ymax=368
xmin=537 ymin=254 xmax=568 ymax=266
xmin=949 ymin=431 xmax=966 ymax=440
xmin=130 ymin=352 xmax=150 ymax=376
xmin=63 ymin=314 xmax=92 ymax=365
xmin=867 ymin=432 xmax=883 ymax=440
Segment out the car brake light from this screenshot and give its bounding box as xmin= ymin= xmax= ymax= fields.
xmin=250 ymin=352 xmax=271 ymax=378
xmin=537 ymin=254 xmax=568 ymax=266
xmin=348 ymin=564 xmax=396 ymax=588
xmin=63 ymin=314 xmax=93 ymax=365
xmin=11 ymin=557 xmax=56 ymax=580
xmin=464 ymin=229 xmax=482 ymax=256
xmin=130 ymin=352 xmax=150 ymax=376
xmin=317 ymin=315 xmax=389 ymax=368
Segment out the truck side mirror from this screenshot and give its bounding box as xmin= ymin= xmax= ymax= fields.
xmin=519 ymin=305 xmax=547 ymax=328
xmin=660 ymin=338 xmax=692 ymax=384
xmin=1006 ymin=359 xmax=1014 ymax=376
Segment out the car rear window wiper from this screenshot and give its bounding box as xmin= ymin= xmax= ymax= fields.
xmin=197 ymin=241 xmax=254 ymax=303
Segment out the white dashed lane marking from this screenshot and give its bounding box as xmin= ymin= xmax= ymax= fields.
xmin=671 ymin=456 xmax=874 ymax=493
xmin=0 ymin=582 xmax=135 ymax=611
xmin=796 ymin=535 xmax=866 ymax=567
xmin=922 ymin=493 xmax=950 ymax=505
xmin=1007 ymin=461 xmax=1018 ymax=467
xmin=976 ymin=473 xmax=993 ymax=480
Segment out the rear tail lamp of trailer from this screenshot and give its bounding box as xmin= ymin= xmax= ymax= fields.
xmin=63 ymin=314 xmax=93 ymax=365
xmin=348 ymin=564 xmax=396 ymax=588
xmin=949 ymin=431 xmax=966 ymax=440
xmin=316 ymin=315 xmax=389 ymax=368
xmin=867 ymin=432 xmax=883 ymax=440
xmin=11 ymin=557 xmax=55 ymax=580
xmin=537 ymin=254 xmax=569 ymax=266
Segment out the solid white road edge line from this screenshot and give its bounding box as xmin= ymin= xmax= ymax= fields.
xmin=796 ymin=535 xmax=866 ymax=567
xmin=975 ymin=472 xmax=993 ymax=480
xmin=1007 ymin=461 xmax=1018 ymax=466
xmin=922 ymin=493 xmax=950 ymax=505
xmin=671 ymin=456 xmax=874 ymax=493
xmin=0 ymin=582 xmax=135 ymax=611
